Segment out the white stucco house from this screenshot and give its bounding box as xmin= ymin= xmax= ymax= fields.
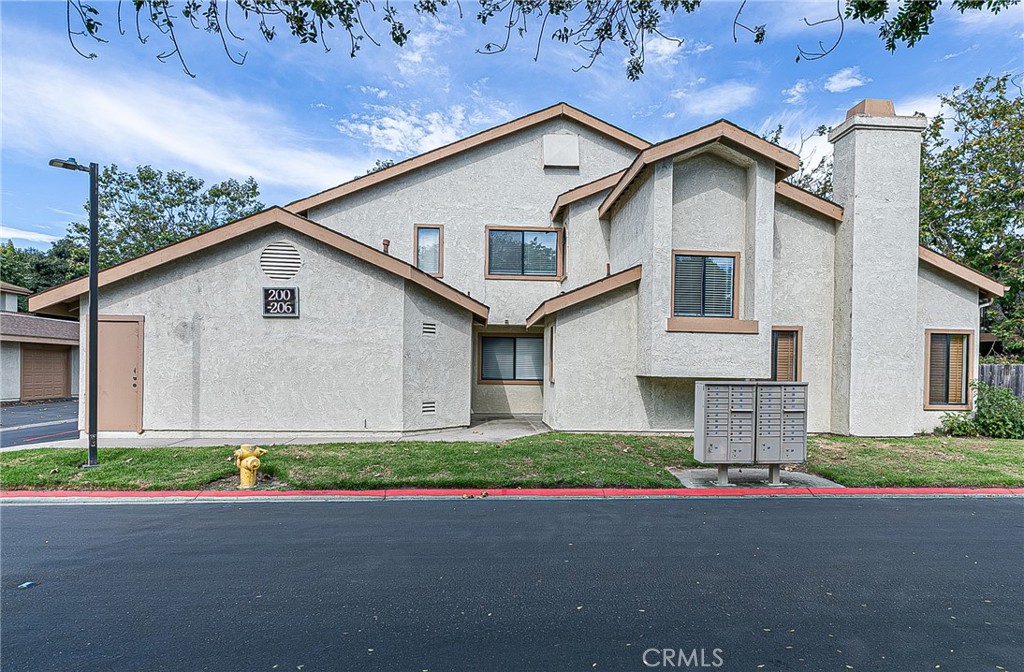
xmin=29 ymin=99 xmax=1004 ymax=439
xmin=1 ymin=281 xmax=80 ymax=402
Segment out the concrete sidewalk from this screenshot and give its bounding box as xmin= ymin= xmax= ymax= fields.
xmin=0 ymin=417 xmax=551 ymax=451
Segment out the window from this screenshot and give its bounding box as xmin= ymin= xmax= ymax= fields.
xmin=771 ymin=328 xmax=801 ymax=382
xmin=673 ymin=253 xmax=737 ymax=318
xmin=479 ymin=336 xmax=544 ymax=383
xmin=925 ymin=331 xmax=971 ymax=409
xmin=414 ymin=224 xmax=443 ymax=277
xmin=486 ymin=228 xmax=560 ymax=278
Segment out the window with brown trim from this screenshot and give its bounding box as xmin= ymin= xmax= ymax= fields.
xmin=485 ymin=227 xmax=562 ymax=279
xmin=414 ymin=224 xmax=443 ymax=277
xmin=771 ymin=328 xmax=801 ymax=382
xmin=925 ymin=331 xmax=971 ymax=409
xmin=672 ymin=252 xmax=737 ymax=318
xmin=479 ymin=336 xmax=544 ymax=383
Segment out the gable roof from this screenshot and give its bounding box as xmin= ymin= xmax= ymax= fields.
xmin=550 ymin=170 xmax=627 ymax=222
xmin=918 ymin=246 xmax=1006 ymax=298
xmin=286 ymin=103 xmax=650 ymax=215
xmin=598 ymin=120 xmax=801 ymax=219
xmin=27 ymin=207 xmax=490 ymax=322
xmin=1 ymin=281 xmax=31 ymax=295
xmin=526 ymin=265 xmax=642 ymax=327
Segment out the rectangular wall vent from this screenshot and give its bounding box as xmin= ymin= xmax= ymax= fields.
xmin=422 ymin=322 xmax=437 ymax=336
xmin=422 ymin=401 xmax=437 ymax=414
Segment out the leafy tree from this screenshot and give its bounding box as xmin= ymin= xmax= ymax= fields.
xmin=365 ymin=159 xmax=395 ymax=175
xmin=0 ymin=240 xmax=32 ymax=288
xmin=67 ymin=164 xmax=264 ymax=268
xmin=918 ymin=74 xmax=1024 ymax=355
xmin=63 ymin=0 xmax=1019 ymax=79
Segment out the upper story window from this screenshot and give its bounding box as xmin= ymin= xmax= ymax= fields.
xmin=672 ymin=252 xmax=737 ymax=318
xmin=486 ymin=227 xmax=561 ymax=279
xmin=925 ymin=330 xmax=971 ymax=409
xmin=414 ymin=224 xmax=443 ymax=277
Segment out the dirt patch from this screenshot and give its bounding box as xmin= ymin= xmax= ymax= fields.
xmin=202 ymin=472 xmax=288 ymax=491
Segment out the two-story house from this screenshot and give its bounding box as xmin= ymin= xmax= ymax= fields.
xmin=29 ymin=99 xmax=1004 ymax=439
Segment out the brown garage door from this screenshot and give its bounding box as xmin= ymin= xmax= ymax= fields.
xmin=21 ymin=345 xmax=70 ymax=400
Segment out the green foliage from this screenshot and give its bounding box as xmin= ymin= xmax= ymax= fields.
xmin=364 ymin=159 xmax=395 ymax=175
xmin=63 ymin=0 xmax=1018 ymax=79
xmin=2 ymin=164 xmax=263 ymax=296
xmin=941 ymin=381 xmax=1024 ymax=439
xmin=919 ymin=74 xmax=1024 ymax=355
xmin=67 ymin=164 xmax=264 ymax=269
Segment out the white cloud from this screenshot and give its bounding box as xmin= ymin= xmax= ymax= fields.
xmin=672 ymin=81 xmax=757 ymax=117
xmin=2 ymin=52 xmax=366 ymax=192
xmin=0 ymin=226 xmax=59 ymax=244
xmin=360 ymin=86 xmax=390 ymax=99
xmin=942 ymin=44 xmax=978 ymax=60
xmin=782 ymin=80 xmax=813 ymax=105
xmin=824 ymin=67 xmax=871 ymax=93
xmin=645 ymin=36 xmax=684 ymax=65
xmin=337 ymin=105 xmax=471 ymax=155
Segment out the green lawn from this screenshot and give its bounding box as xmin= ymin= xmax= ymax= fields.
xmin=0 ymin=433 xmax=1021 ymax=491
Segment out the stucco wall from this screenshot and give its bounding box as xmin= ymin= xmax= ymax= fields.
xmin=402 ymin=283 xmax=473 ymax=431
xmin=1 ymin=342 xmax=20 ymax=401
xmin=308 ymin=119 xmax=638 ymax=325
xmin=91 ymin=225 xmax=477 ymax=434
xmin=672 ymin=153 xmax=746 ymax=252
xmin=830 ymin=114 xmax=928 ymax=436
xmin=471 ymin=325 xmax=545 ymax=416
xmin=562 ymin=194 xmax=612 ymax=291
xmin=772 ymin=200 xmax=836 ymax=432
xmin=915 ymin=264 xmax=980 ymax=433
xmin=543 ymin=284 xmax=693 ymax=431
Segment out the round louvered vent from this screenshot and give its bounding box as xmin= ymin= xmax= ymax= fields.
xmin=260 ymin=241 xmax=302 ymax=280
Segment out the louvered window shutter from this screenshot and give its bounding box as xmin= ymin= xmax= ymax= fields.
xmin=703 ymin=256 xmax=734 ymax=317
xmin=673 ymin=255 xmax=704 ymax=316
xmin=481 ymin=337 xmax=516 ymax=380
xmin=947 ymin=334 xmax=966 ymax=404
xmin=928 ymin=334 xmax=948 ymax=404
xmin=772 ymin=331 xmax=797 ymax=382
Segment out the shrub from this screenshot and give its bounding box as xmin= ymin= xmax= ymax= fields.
xmin=941 ymin=381 xmax=1024 ymax=439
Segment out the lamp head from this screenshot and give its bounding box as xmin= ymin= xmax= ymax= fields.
xmin=48 ymin=158 xmax=88 ymax=172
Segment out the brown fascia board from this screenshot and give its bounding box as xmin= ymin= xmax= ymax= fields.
xmin=550 ymin=170 xmax=628 ymax=222
xmin=918 ymin=245 xmax=1006 ymax=299
xmin=597 ymin=120 xmax=801 ymax=219
xmin=28 ymin=207 xmax=490 ymax=322
xmin=525 ymin=265 xmax=642 ymax=328
xmin=285 ymin=102 xmax=650 ymax=215
xmin=775 ymin=181 xmax=844 ymax=222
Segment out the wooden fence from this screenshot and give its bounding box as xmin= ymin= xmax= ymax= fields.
xmin=979 ymin=364 xmax=1024 ymax=399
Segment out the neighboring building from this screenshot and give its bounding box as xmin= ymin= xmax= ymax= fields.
xmin=29 ymin=100 xmax=1004 ymax=438
xmin=1 ymin=281 xmax=80 ymax=402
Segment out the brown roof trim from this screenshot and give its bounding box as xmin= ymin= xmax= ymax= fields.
xmin=550 ymin=170 xmax=627 ymax=222
xmin=598 ymin=120 xmax=801 ymax=219
xmin=286 ymin=103 xmax=650 ymax=215
xmin=1 ymin=281 xmax=31 ymax=295
xmin=918 ymin=246 xmax=1006 ymax=298
xmin=28 ymin=207 xmax=490 ymax=322
xmin=525 ymin=265 xmax=642 ymax=328
xmin=775 ymin=182 xmax=844 ymax=222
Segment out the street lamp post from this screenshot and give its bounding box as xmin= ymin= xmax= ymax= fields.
xmin=49 ymin=158 xmax=100 ymax=468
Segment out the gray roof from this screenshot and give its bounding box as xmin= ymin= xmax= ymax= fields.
xmin=0 ymin=312 xmax=79 ymax=343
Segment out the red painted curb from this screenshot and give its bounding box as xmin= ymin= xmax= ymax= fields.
xmin=1 ymin=487 xmax=1020 ymax=499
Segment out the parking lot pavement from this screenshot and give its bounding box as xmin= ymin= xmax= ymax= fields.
xmin=0 ymin=400 xmax=79 ymax=448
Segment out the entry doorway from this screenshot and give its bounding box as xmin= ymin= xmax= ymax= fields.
xmin=86 ymin=316 xmax=144 ymax=432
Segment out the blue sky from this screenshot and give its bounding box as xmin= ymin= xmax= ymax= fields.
xmin=2 ymin=0 xmax=1021 ymax=249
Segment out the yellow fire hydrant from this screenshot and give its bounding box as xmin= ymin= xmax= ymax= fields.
xmin=233 ymin=445 xmax=267 ymax=489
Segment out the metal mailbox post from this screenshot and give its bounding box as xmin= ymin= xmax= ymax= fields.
xmin=694 ymin=381 xmax=808 ymax=485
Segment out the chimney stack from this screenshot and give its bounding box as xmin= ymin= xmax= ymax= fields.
xmin=828 ymin=99 xmax=928 ymax=436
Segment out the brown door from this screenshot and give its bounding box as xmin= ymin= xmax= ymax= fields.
xmin=87 ymin=316 xmax=144 ymax=432
xmin=21 ymin=345 xmax=71 ymax=400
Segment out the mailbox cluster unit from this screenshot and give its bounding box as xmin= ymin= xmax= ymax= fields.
xmin=694 ymin=381 xmax=809 ymax=464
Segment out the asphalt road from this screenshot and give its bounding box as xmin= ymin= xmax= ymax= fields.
xmin=2 ymin=498 xmax=1021 ymax=671
xmin=0 ymin=400 xmax=78 ymax=448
